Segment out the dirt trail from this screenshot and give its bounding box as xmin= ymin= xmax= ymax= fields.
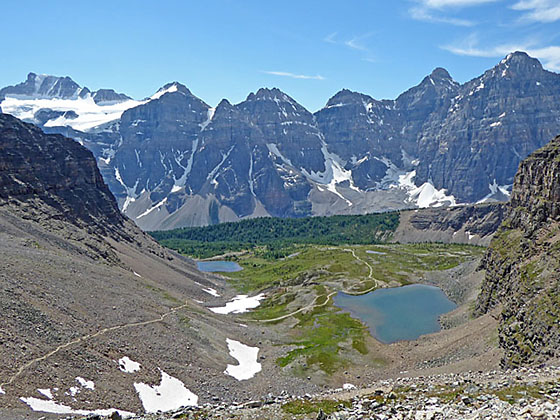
xmin=343 ymin=248 xmax=382 ymax=288
xmin=257 ymin=291 xmax=338 ymax=323
xmin=256 ymin=247 xmax=382 ymax=323
xmin=0 ymin=301 xmax=192 ymax=392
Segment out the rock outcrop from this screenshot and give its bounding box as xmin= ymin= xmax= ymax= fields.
xmin=0 ymin=113 xmax=125 ymax=237
xmin=476 ymin=135 xmax=560 ymax=367
xmin=393 ymin=203 xmax=506 ymax=246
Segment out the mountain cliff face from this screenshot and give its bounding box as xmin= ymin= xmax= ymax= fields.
xmin=0 ymin=113 xmax=126 ymax=240
xmin=2 ymin=52 xmax=560 ymax=229
xmin=476 ymin=135 xmax=560 ymax=367
xmin=393 ymin=203 xmax=506 ymax=246
xmin=416 ymin=53 xmax=560 ymax=202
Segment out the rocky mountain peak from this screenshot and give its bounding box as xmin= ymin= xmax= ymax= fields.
xmin=409 ymin=67 xmax=458 ymax=93
xmin=240 ymin=87 xmax=310 ymax=122
xmin=150 ymin=82 xmax=197 ymax=100
xmin=214 ymin=98 xmax=235 ymax=114
xmin=246 ymin=87 xmax=295 ymax=104
xmin=396 ymin=67 xmax=458 ymax=111
xmin=324 ymin=89 xmax=375 ymax=109
xmin=493 ymin=51 xmax=544 ymax=77
xmin=92 ymin=88 xmax=132 ymax=104
xmin=0 ymin=72 xmax=86 ymax=100
xmin=429 ymin=67 xmax=456 ymax=84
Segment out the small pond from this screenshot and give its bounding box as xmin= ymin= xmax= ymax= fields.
xmin=333 ymin=284 xmax=456 ymax=344
xmin=196 ymin=261 xmax=243 ymax=273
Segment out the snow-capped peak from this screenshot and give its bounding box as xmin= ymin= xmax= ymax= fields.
xmin=150 ymin=83 xmax=179 ymax=100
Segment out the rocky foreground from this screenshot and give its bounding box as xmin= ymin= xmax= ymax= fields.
xmin=69 ymin=365 xmax=560 ymax=420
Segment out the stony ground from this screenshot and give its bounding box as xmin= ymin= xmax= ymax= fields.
xmin=63 ymin=365 xmax=560 ymax=419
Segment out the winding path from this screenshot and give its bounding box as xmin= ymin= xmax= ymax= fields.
xmin=0 ymin=301 xmax=192 ymax=392
xmin=256 ymin=247 xmax=382 ymax=323
xmin=343 ymin=248 xmax=378 ymax=286
xmin=257 ymin=291 xmax=338 ymax=323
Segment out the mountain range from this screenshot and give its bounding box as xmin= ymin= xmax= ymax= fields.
xmin=2 ymin=51 xmax=560 ymax=230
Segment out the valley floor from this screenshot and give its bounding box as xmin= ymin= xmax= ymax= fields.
xmin=1 ymin=218 xmax=503 ymax=419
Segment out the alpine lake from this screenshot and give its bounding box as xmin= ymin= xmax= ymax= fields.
xmin=333 ymin=284 xmax=457 ymax=343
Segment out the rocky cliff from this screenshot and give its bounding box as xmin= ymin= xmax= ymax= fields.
xmin=476 ymin=135 xmax=560 ymax=367
xmin=0 ymin=113 xmax=126 ymax=240
xmin=393 ymin=203 xmax=506 ymax=246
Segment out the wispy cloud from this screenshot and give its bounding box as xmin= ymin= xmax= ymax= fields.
xmin=324 ymin=32 xmax=338 ymax=44
xmin=409 ymin=0 xmax=499 ymax=26
xmin=441 ymin=34 xmax=560 ymax=71
xmin=511 ymin=0 xmax=560 ymax=23
xmin=344 ymin=36 xmax=370 ymax=51
xmin=323 ymin=32 xmax=374 ymax=52
xmin=417 ymin=0 xmax=500 ymax=8
xmin=409 ymin=6 xmax=475 ymax=26
xmin=323 ymin=32 xmax=377 ymax=63
xmin=263 ymin=71 xmax=326 ymax=80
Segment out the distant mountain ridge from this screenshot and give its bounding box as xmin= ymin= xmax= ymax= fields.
xmin=2 ymin=51 xmax=560 ymax=229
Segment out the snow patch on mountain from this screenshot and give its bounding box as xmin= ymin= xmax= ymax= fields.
xmin=200 ymin=108 xmax=216 ymax=131
xmin=399 ymin=170 xmax=457 ymax=208
xmin=19 ymin=397 xmax=134 ymax=417
xmin=119 ymin=356 xmax=141 ymax=373
xmin=477 ymin=179 xmax=512 ymax=203
xmin=209 ymin=294 xmax=265 ymax=314
xmin=136 ymin=197 xmax=168 ymax=219
xmin=150 ymin=84 xmax=179 ymax=100
xmin=37 ymin=388 xmax=54 ymax=399
xmin=76 ymin=377 xmax=94 ymax=390
xmin=202 ymin=287 xmax=220 ymax=297
xmin=224 ymin=339 xmax=262 ymax=381
xmin=301 ymin=140 xmax=359 ymax=206
xmin=134 ymin=370 xmax=198 ymax=413
xmin=1 ymin=96 xmax=144 ymax=132
xmin=266 ymin=143 xmax=293 ymax=166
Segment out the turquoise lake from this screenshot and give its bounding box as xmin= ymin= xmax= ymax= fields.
xmin=196 ymin=261 xmax=243 ymax=273
xmin=333 ymin=284 xmax=457 ymax=344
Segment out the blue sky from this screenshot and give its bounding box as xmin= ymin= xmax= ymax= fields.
xmin=1 ymin=0 xmax=559 ymax=111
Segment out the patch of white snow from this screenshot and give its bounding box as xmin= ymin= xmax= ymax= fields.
xmin=224 ymin=339 xmax=262 ymax=381
xmin=119 ymin=356 xmax=141 ymax=373
xmin=75 ymin=377 xmax=94 ymax=391
xmin=19 ymin=397 xmax=134 ymax=417
xmin=398 ymin=170 xmax=456 ymax=208
xmin=150 ymin=84 xmax=179 ymax=100
xmin=209 ymin=294 xmax=265 ymax=314
xmin=1 ymin=96 xmax=144 ymax=132
xmin=37 ymin=389 xmax=53 ymax=399
xmin=134 ymin=370 xmax=198 ymax=413
xmin=202 ymin=287 xmax=220 ymax=297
